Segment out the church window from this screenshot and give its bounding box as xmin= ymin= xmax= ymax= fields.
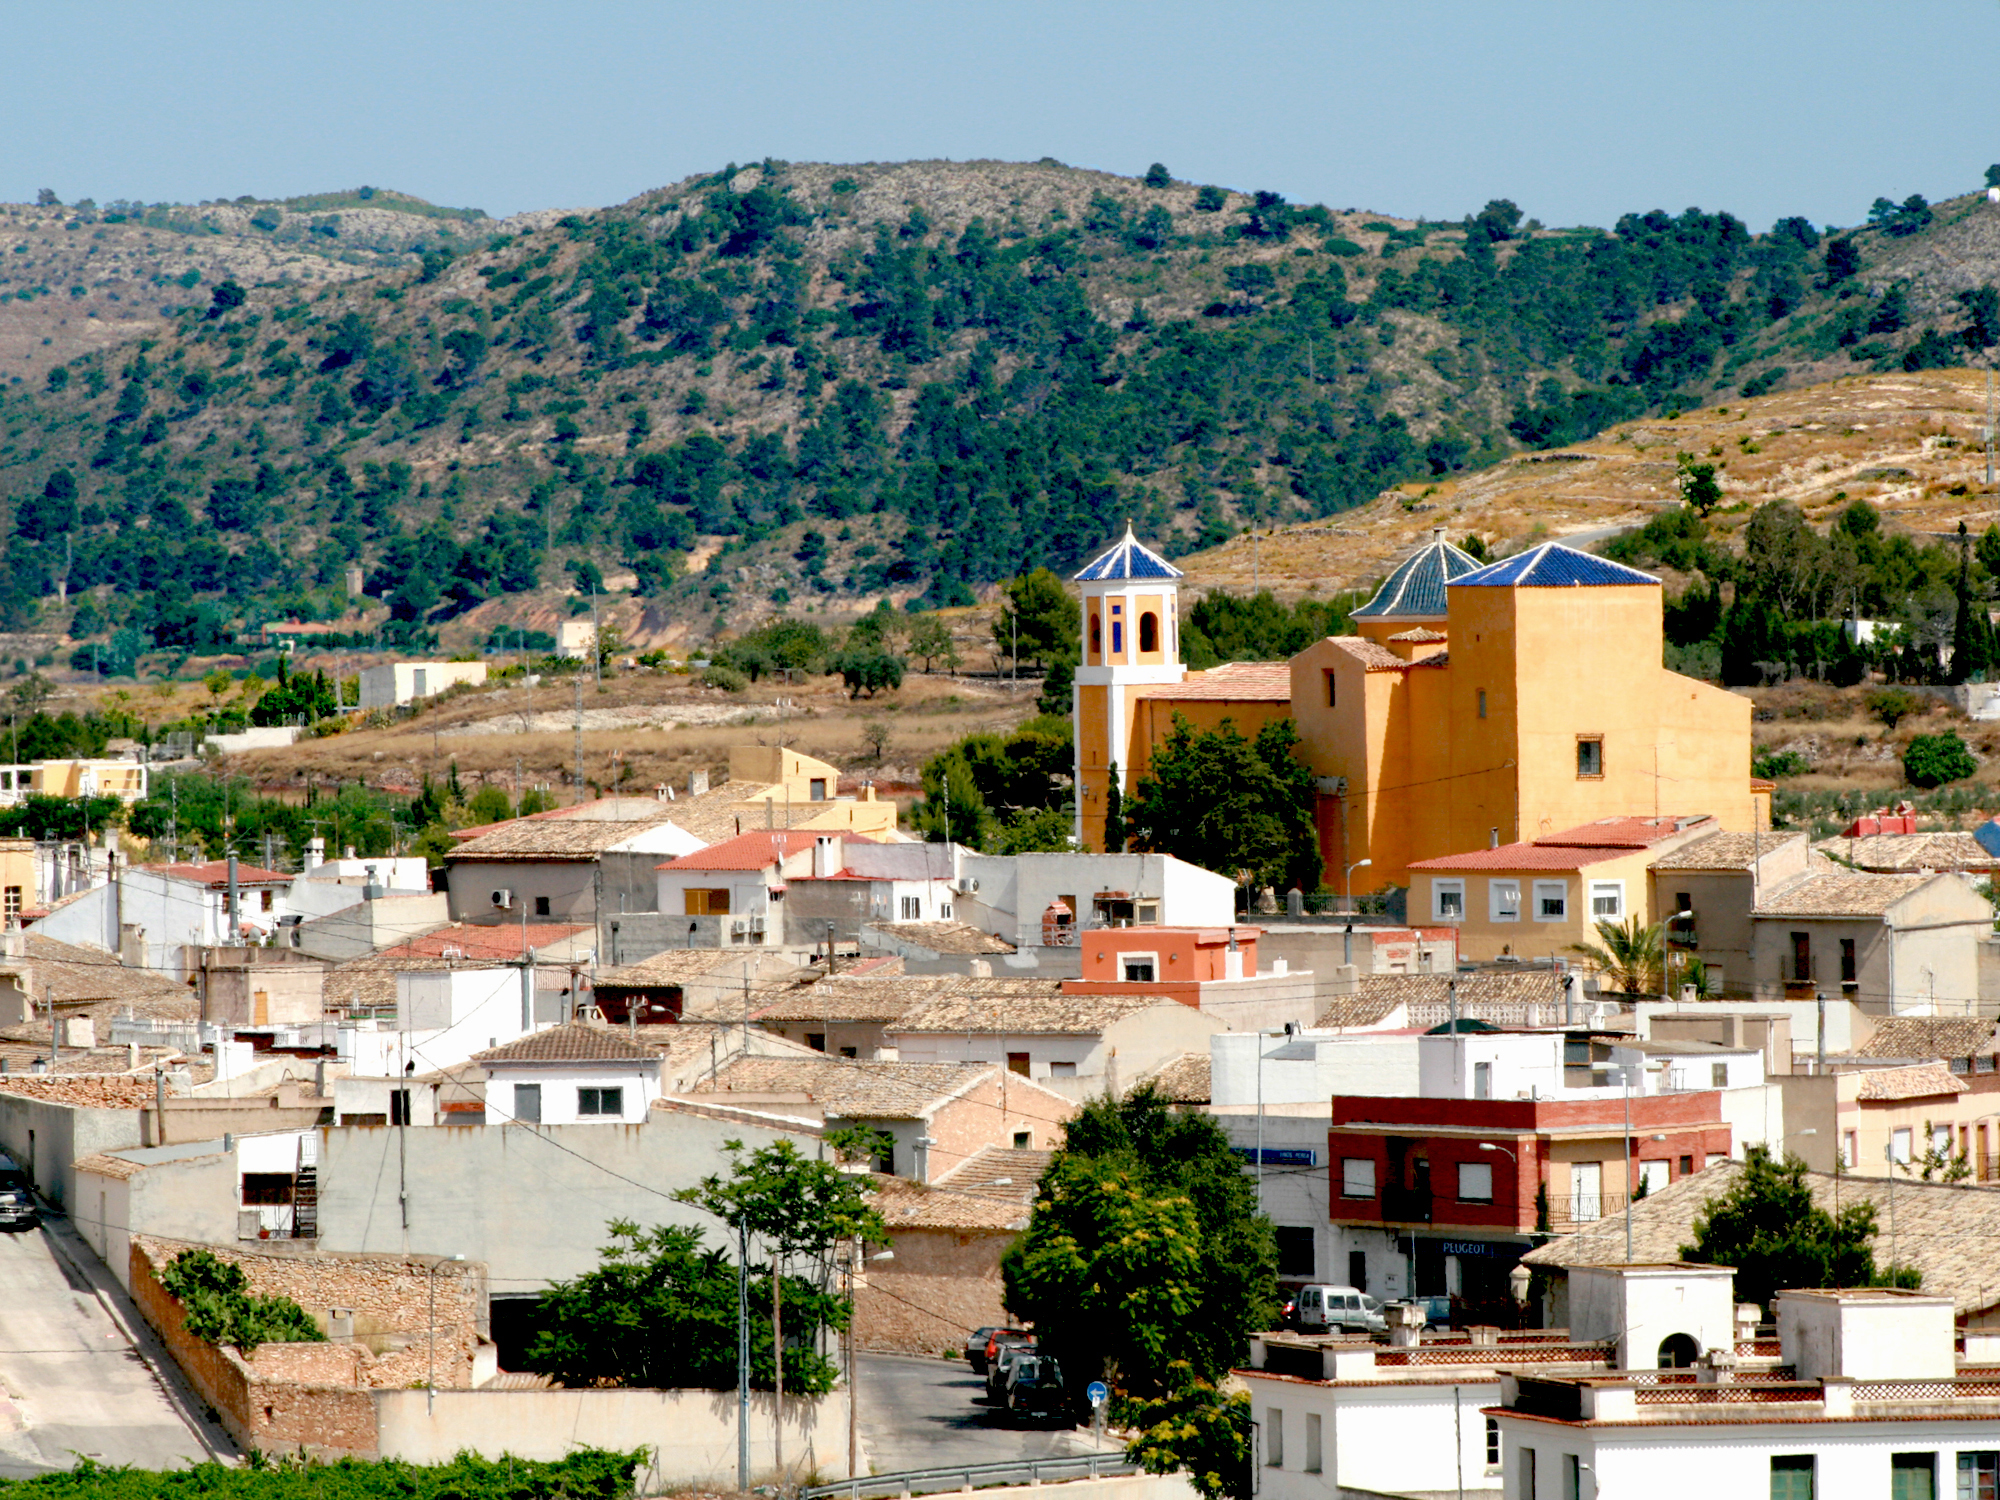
xmin=1477 ymin=689 xmax=1486 ymax=719
xmin=1139 ymin=612 xmax=1159 ymax=652
xmin=1090 ymin=613 xmax=1101 ymax=657
xmin=1326 ymin=672 xmax=1337 ymax=707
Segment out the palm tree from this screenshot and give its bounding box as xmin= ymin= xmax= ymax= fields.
xmin=1569 ymin=916 xmax=1666 ymax=995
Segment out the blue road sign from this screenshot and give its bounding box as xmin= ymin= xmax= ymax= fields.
xmin=1087 ymin=1381 xmax=1109 ymax=1406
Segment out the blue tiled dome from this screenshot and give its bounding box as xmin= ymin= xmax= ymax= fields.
xmin=1452 ymin=543 xmax=1659 ymax=589
xmin=1074 ymin=525 xmax=1183 ymax=582
xmin=1351 ymin=532 xmax=1486 ymax=620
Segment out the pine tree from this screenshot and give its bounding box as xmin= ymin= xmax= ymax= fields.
xmin=1104 ymin=762 xmax=1125 ymax=852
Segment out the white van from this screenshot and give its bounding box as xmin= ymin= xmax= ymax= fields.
xmin=1291 ymin=1284 xmax=1386 ymax=1335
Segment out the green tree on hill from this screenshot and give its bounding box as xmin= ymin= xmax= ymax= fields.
xmin=1124 ymin=714 xmax=1320 ymax=895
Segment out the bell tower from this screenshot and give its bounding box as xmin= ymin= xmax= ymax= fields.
xmin=1071 ymin=525 xmax=1185 ymax=850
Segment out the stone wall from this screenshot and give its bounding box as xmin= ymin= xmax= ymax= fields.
xmin=855 ymin=1226 xmax=1014 ymax=1355
xmin=129 ymin=1237 xmax=485 ymax=1458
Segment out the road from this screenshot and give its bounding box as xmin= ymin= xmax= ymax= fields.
xmin=855 ymin=1354 xmax=1115 ymax=1474
xmin=0 ymin=1220 xmax=232 ymax=1478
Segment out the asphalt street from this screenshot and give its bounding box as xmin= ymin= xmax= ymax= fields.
xmin=0 ymin=1219 xmax=232 ymax=1478
xmin=854 ymin=1353 xmax=1116 ymax=1474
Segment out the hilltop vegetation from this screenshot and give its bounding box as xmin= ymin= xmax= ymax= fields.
xmin=6 ymin=158 xmax=2000 ymax=655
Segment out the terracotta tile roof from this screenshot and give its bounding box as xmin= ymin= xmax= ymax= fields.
xmin=1323 ymin=970 xmax=1572 ymax=1029
xmin=1410 ymin=843 xmax=1636 ymax=872
xmin=1650 ymin=831 xmax=1806 ymax=871
xmin=1384 ymin=627 xmax=1448 ymax=643
xmin=0 ymin=1075 xmax=157 ymax=1107
xmin=1855 ymin=1062 xmax=1968 ymax=1101
xmin=447 ymin=810 xmax=689 ymax=861
xmin=0 ymin=933 xmax=195 ymax=1020
xmin=380 ymin=923 xmax=588 ymax=963
xmin=1856 ymin=1017 xmax=2000 ymax=1061
xmin=1140 ymin=1052 xmax=1211 ymax=1103
xmin=474 ymin=1024 xmax=657 ymax=1064
xmin=867 ymin=1173 xmax=1032 ymax=1230
xmin=72 ymin=1152 xmax=151 ymax=1181
xmin=933 ymin=1146 xmax=1053 ymax=1202
xmin=1523 ymin=1161 xmax=2000 ymax=1315
xmin=1813 ymin=831 xmax=2000 ymax=874
xmin=662 ymin=828 xmax=862 ymax=872
xmin=449 ymin=796 xmax=677 ymax=842
xmin=1322 ymin=636 xmax=1410 ymax=672
xmin=756 ymin=974 xmax=1062 ymax=1025
xmin=1535 ymin=816 xmax=1711 ymax=848
xmin=1133 ymin=661 xmax=1294 ymax=701
xmin=149 ymin=861 xmax=291 ymax=887
xmin=1751 ymin=872 xmax=1936 ymax=918
xmin=1315 ymin=990 xmax=1411 ymax=1029
xmin=450 ymin=786 xmax=794 ymax=861
xmin=323 ymin=955 xmax=456 ymax=1012
xmin=683 ymin=1055 xmax=993 ymax=1119
xmin=593 ymin=949 xmax=754 ymax=987
xmin=887 ymin=990 xmax=1166 ymax=1036
xmin=864 ymin=920 xmax=1016 ymax=955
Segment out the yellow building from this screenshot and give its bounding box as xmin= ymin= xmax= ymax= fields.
xmin=1072 ymin=526 xmax=1766 ymax=889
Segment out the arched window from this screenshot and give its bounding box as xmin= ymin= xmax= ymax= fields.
xmin=1657 ymin=1333 xmax=1700 ymax=1369
xmin=1089 ymin=612 xmax=1102 ymax=658
xmin=1139 ymin=612 xmax=1159 ymax=653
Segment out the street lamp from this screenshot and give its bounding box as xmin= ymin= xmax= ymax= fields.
xmin=427 ymin=1253 xmax=464 ymax=1413
xmin=1344 ymin=858 xmax=1372 ymax=914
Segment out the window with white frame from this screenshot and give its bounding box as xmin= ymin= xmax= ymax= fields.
xmin=1489 ymin=879 xmax=1521 ymax=922
xmin=900 ymin=895 xmax=922 ymax=920
xmin=1933 ymin=1124 xmax=1954 ymax=1157
xmin=1533 ymin=880 xmax=1568 ymax=921
xmin=1891 ymin=1126 xmax=1913 ymax=1164
xmin=1458 ymin=1161 xmax=1493 ymax=1202
xmin=1264 ymin=1408 xmax=1283 ymax=1468
xmin=1434 ymin=880 xmax=1466 ymax=921
xmin=1589 ymin=880 xmax=1624 ymax=919
xmin=1119 ymin=952 xmax=1159 ymax=982
xmin=1340 ymin=1158 xmax=1376 ymax=1199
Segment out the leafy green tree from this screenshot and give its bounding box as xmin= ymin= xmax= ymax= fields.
xmin=1675 ymin=452 xmax=1723 ymax=516
xmin=1681 ymin=1144 xmax=1919 ymax=1310
xmin=1904 ymin=730 xmax=1976 ymax=788
xmin=996 ymin=804 xmax=1075 ymax=854
xmin=909 ymin=751 xmax=995 ymax=849
xmin=1193 ymin=185 xmax=1227 ymax=212
xmin=830 ymin=647 xmax=904 ymax=697
xmin=1003 ymin=1088 xmax=1277 ymax=1402
xmin=15 ymin=468 xmax=78 ymax=541
xmin=1824 ymin=236 xmax=1861 ymax=282
xmin=675 ymin=1139 xmax=885 ymax=1423
xmin=906 ymin=614 xmax=960 ymax=673
xmin=1037 ymin=650 xmax=1074 ymax=716
xmin=1103 ymin=762 xmax=1126 ymax=852
xmin=160 ymin=1248 xmax=324 ymax=1353
xmin=1124 ymin=715 xmax=1321 ymax=893
xmin=1867 ymin=687 xmax=1923 ymax=729
xmin=1468 ymin=198 xmax=1523 ymax=244
xmin=1122 ymin=1366 xmax=1251 ymax=1500
xmin=1987 ymin=165 xmax=2000 ymax=189
xmin=993 ymin=567 xmax=1078 ymax=670
xmin=1144 ymin=163 xmax=1174 ymax=189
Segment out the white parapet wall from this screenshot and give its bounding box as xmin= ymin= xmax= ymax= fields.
xmin=374 ymin=1386 xmax=858 ymax=1484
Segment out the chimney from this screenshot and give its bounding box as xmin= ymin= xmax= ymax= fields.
xmin=343 ymin=845 xmax=356 ymax=860
xmin=813 ymin=836 xmax=837 ymax=879
xmin=1432 ymin=525 xmax=1447 ymax=544
xmin=303 ymin=837 xmax=324 ymax=871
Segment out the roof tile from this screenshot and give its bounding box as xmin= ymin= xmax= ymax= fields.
xmin=1073 ymin=525 xmax=1184 ymax=582
xmin=1452 ymin=543 xmax=1660 ymax=589
xmin=1133 ymin=661 xmax=1293 ymax=701
xmin=1352 ymin=534 xmax=1486 ymax=620
xmin=1855 ymin=1062 xmax=1968 ymax=1101
xmin=1751 ymin=872 xmax=1937 ymax=918
xmin=474 ymin=1024 xmax=656 ymax=1064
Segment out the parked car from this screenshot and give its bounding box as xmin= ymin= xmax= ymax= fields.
xmin=1003 ymin=1353 xmax=1071 ymax=1425
xmin=0 ymin=1154 xmax=38 ymax=1232
xmin=985 ymin=1336 xmax=1036 ymax=1403
xmin=966 ymin=1325 xmax=1027 ymax=1375
xmin=1289 ymin=1284 xmax=1387 ymax=1335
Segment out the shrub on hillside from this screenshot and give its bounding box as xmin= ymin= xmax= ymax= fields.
xmin=1904 ymin=731 xmax=1977 ymax=789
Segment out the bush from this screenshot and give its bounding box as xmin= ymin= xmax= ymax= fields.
xmin=159 ymin=1248 xmax=324 ymax=1352
xmin=1905 ymin=731 xmax=1977 ymax=789
xmin=831 ymin=648 xmax=904 ymax=698
xmin=701 ymin=663 xmax=748 ymax=693
xmin=1192 ymin=185 xmax=1227 ymax=212
xmin=1868 ymin=688 xmax=1924 ymax=729
xmin=1752 ymin=749 xmax=1811 ymax=780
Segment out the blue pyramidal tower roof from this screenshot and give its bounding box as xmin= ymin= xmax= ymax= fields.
xmin=1452 ymin=542 xmax=1660 ymax=589
xmin=1351 ymin=531 xmax=1486 ymax=619
xmin=1074 ymin=524 xmax=1183 ymax=582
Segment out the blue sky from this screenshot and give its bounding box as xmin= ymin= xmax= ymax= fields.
xmin=8 ymin=2 xmax=1995 ymax=231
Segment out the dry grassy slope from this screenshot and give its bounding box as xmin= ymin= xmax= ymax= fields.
xmin=0 ymin=198 xmax=561 ymax=383
xmin=1176 ymin=368 xmax=2000 ymax=599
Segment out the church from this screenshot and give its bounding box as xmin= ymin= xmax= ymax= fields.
xmin=1071 ymin=525 xmax=1766 ymax=893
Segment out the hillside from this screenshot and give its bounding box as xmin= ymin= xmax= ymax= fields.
xmin=5 ymin=159 xmax=2000 ymax=662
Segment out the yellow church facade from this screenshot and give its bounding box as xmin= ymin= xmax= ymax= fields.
xmin=1072 ymin=526 xmax=1767 ymax=893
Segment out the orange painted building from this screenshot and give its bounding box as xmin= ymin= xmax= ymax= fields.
xmin=1073 ymin=527 xmax=1766 ymax=892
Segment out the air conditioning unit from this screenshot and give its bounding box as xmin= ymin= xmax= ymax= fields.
xmin=956 ymin=877 xmax=980 ymax=896
xmin=731 ymin=918 xmax=749 ymax=935
xmin=749 ymin=915 xmax=766 ymax=934
xmin=491 ymin=889 xmax=512 ymax=910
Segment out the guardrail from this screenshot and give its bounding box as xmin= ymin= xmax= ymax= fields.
xmin=800 ymin=1452 xmax=1138 ymax=1500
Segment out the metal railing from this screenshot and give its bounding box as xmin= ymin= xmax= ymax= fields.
xmin=800 ymin=1453 xmax=1138 ymax=1500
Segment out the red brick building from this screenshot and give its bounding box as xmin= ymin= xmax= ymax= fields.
xmin=1326 ymin=1091 xmax=1730 ymax=1313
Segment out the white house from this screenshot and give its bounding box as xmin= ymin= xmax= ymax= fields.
xmin=1210 ymin=1028 xmax=1425 ymax=1114
xmin=474 ymin=1023 xmax=660 ymax=1126
xmin=955 ymin=850 xmax=1237 ymax=949
xmin=34 ymin=861 xmax=296 ymax=979
xmin=357 ymin=660 xmax=488 ymax=709
xmin=654 ymin=829 xmax=889 ymax=947
xmin=1490 ymin=1284 xmax=2000 ymax=1500
xmin=332 ymin=967 xmax=534 ymax=1124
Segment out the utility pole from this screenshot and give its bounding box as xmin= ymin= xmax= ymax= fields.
xmin=1623 ymin=1066 xmax=1634 ymax=1263
xmin=572 ymin=677 xmax=584 ymax=806
xmin=590 ymin=586 xmax=601 ymax=692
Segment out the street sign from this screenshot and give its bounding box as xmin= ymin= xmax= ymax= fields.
xmin=1087 ymin=1381 xmax=1109 ymax=1407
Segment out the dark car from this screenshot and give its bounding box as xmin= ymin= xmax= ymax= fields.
xmin=965 ymin=1326 xmax=1011 ymax=1374
xmin=0 ymin=1154 xmax=38 ymax=1232
xmin=984 ymin=1335 xmax=1036 ymax=1402
xmin=1003 ymin=1354 xmax=1071 ymax=1425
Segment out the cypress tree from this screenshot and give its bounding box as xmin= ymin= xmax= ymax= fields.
xmin=1104 ymin=761 xmax=1125 ymax=853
